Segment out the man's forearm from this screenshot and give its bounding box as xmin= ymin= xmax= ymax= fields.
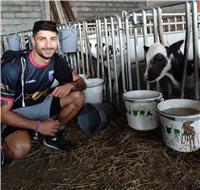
xmin=2 ymin=110 xmax=36 ymax=130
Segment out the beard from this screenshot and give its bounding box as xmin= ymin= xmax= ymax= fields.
xmin=35 ymin=48 xmax=56 ymax=60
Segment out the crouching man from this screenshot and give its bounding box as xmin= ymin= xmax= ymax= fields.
xmin=1 ymin=20 xmax=86 ymax=167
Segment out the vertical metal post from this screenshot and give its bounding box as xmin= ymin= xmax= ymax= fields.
xmin=125 ymin=13 xmax=133 ymax=90
xmin=192 ymin=0 xmax=199 ymax=100
xmin=181 ymin=1 xmax=192 ymax=98
xmin=104 ymin=17 xmax=113 ymax=102
xmin=153 ymin=8 xmax=159 ymax=43
xmin=111 ymin=16 xmax=119 ymax=104
xmin=157 ymin=7 xmax=165 ymax=45
xmin=83 ymin=21 xmax=90 ymax=76
xmin=133 ymin=12 xmax=141 ymax=90
xmin=142 ymin=10 xmax=150 ymax=90
xmin=98 ymin=19 xmax=105 ymax=80
xmin=96 ymin=19 xmax=100 ymax=78
xmin=79 ymin=23 xmax=85 ymax=74
xmin=115 ymin=14 xmax=126 ymax=93
xmin=153 ymin=8 xmax=160 ymax=91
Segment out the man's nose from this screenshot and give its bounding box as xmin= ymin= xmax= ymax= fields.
xmin=46 ymin=40 xmax=52 ymax=48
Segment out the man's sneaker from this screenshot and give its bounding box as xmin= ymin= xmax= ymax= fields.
xmin=43 ymin=131 xmax=77 ymax=151
xmin=1 ymin=150 xmax=13 ymax=168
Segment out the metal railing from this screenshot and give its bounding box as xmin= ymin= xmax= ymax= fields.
xmin=1 ymin=1 xmax=200 ymax=106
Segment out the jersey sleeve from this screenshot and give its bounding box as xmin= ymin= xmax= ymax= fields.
xmin=54 ymin=54 xmax=73 ymax=84
xmin=0 ymin=60 xmax=21 ymax=102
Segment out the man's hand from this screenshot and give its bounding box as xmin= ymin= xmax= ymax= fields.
xmin=51 ymin=77 xmax=86 ymax=98
xmin=39 ymin=119 xmax=60 ymax=136
xmin=51 ymin=83 xmax=73 ymax=98
xmin=71 ymin=77 xmax=86 ymax=91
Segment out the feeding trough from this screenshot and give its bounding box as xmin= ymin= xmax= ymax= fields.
xmin=157 ymin=99 xmax=200 ymax=152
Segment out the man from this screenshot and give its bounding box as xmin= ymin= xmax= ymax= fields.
xmin=1 ymin=20 xmax=86 ymax=167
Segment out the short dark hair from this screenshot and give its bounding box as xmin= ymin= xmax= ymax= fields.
xmin=32 ymin=20 xmax=58 ymax=36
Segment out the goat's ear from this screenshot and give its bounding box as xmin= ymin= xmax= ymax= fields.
xmin=144 ymin=46 xmax=149 ymax=52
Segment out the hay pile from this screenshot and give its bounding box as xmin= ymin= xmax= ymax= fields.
xmin=2 ymin=115 xmax=200 ymax=190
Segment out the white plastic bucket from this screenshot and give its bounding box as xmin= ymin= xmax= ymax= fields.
xmin=157 ymin=99 xmax=200 ymax=152
xmin=123 ymin=90 xmax=163 ymax=131
xmin=84 ymin=78 xmax=104 ymax=104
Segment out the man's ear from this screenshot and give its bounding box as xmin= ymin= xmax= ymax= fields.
xmin=32 ymin=37 xmax=35 ymax=47
xmin=144 ymin=46 xmax=149 ymax=52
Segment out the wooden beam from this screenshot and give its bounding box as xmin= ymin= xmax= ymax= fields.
xmin=49 ymin=1 xmax=60 ymax=23
xmin=54 ymin=0 xmax=66 ymax=24
xmin=61 ymin=1 xmax=76 ymax=22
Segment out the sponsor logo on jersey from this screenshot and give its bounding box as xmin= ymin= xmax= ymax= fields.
xmin=48 ymin=70 xmax=54 ymax=81
xmin=25 ymin=80 xmax=36 ymax=84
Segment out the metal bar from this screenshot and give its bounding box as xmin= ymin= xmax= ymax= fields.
xmin=98 ymin=19 xmax=105 ymax=80
xmin=157 ymin=7 xmax=165 ymax=45
xmin=125 ymin=13 xmax=133 ymax=90
xmin=19 ymin=33 xmax=26 ymax=50
xmin=83 ymin=22 xmax=90 ymax=77
xmin=142 ymin=10 xmax=150 ymax=90
xmin=153 ymin=8 xmax=159 ymax=43
xmin=78 ymin=23 xmax=85 ymax=74
xmin=115 ymin=14 xmax=126 ymax=93
xmin=3 ymin=36 xmax=8 ymax=51
xmin=133 ymin=12 xmax=141 ymax=90
xmin=192 ymin=0 xmax=199 ymax=100
xmin=104 ymin=18 xmax=113 ymax=102
xmin=152 ymin=8 xmax=160 ymax=91
xmin=181 ymin=1 xmax=192 ymax=98
xmin=73 ymin=53 xmax=77 ymax=73
xmin=96 ymin=19 xmax=100 ymax=78
xmin=111 ymin=17 xmax=119 ymax=95
xmin=76 ymin=50 xmax=81 ymax=74
xmin=98 ymin=19 xmax=107 ymax=102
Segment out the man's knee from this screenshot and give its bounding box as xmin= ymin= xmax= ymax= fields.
xmin=5 ymin=141 xmax=31 ymax=160
xmin=3 ymin=131 xmax=32 ymax=160
xmin=75 ymin=91 xmax=85 ymax=107
xmin=60 ymin=91 xmax=84 ymax=111
xmin=73 ymin=91 xmax=84 ymax=107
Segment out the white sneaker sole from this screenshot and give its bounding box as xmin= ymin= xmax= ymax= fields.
xmin=43 ymin=139 xmax=60 ymax=150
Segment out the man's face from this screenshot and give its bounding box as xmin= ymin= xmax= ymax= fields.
xmin=32 ymin=30 xmax=58 ymax=59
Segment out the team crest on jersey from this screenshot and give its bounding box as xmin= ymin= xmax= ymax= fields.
xmin=48 ymin=70 xmax=54 ymax=81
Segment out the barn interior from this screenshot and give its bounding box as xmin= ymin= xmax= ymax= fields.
xmin=1 ymin=1 xmax=200 ymax=189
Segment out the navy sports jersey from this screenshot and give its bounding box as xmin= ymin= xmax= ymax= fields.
xmin=1 ymin=50 xmax=73 ymax=109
